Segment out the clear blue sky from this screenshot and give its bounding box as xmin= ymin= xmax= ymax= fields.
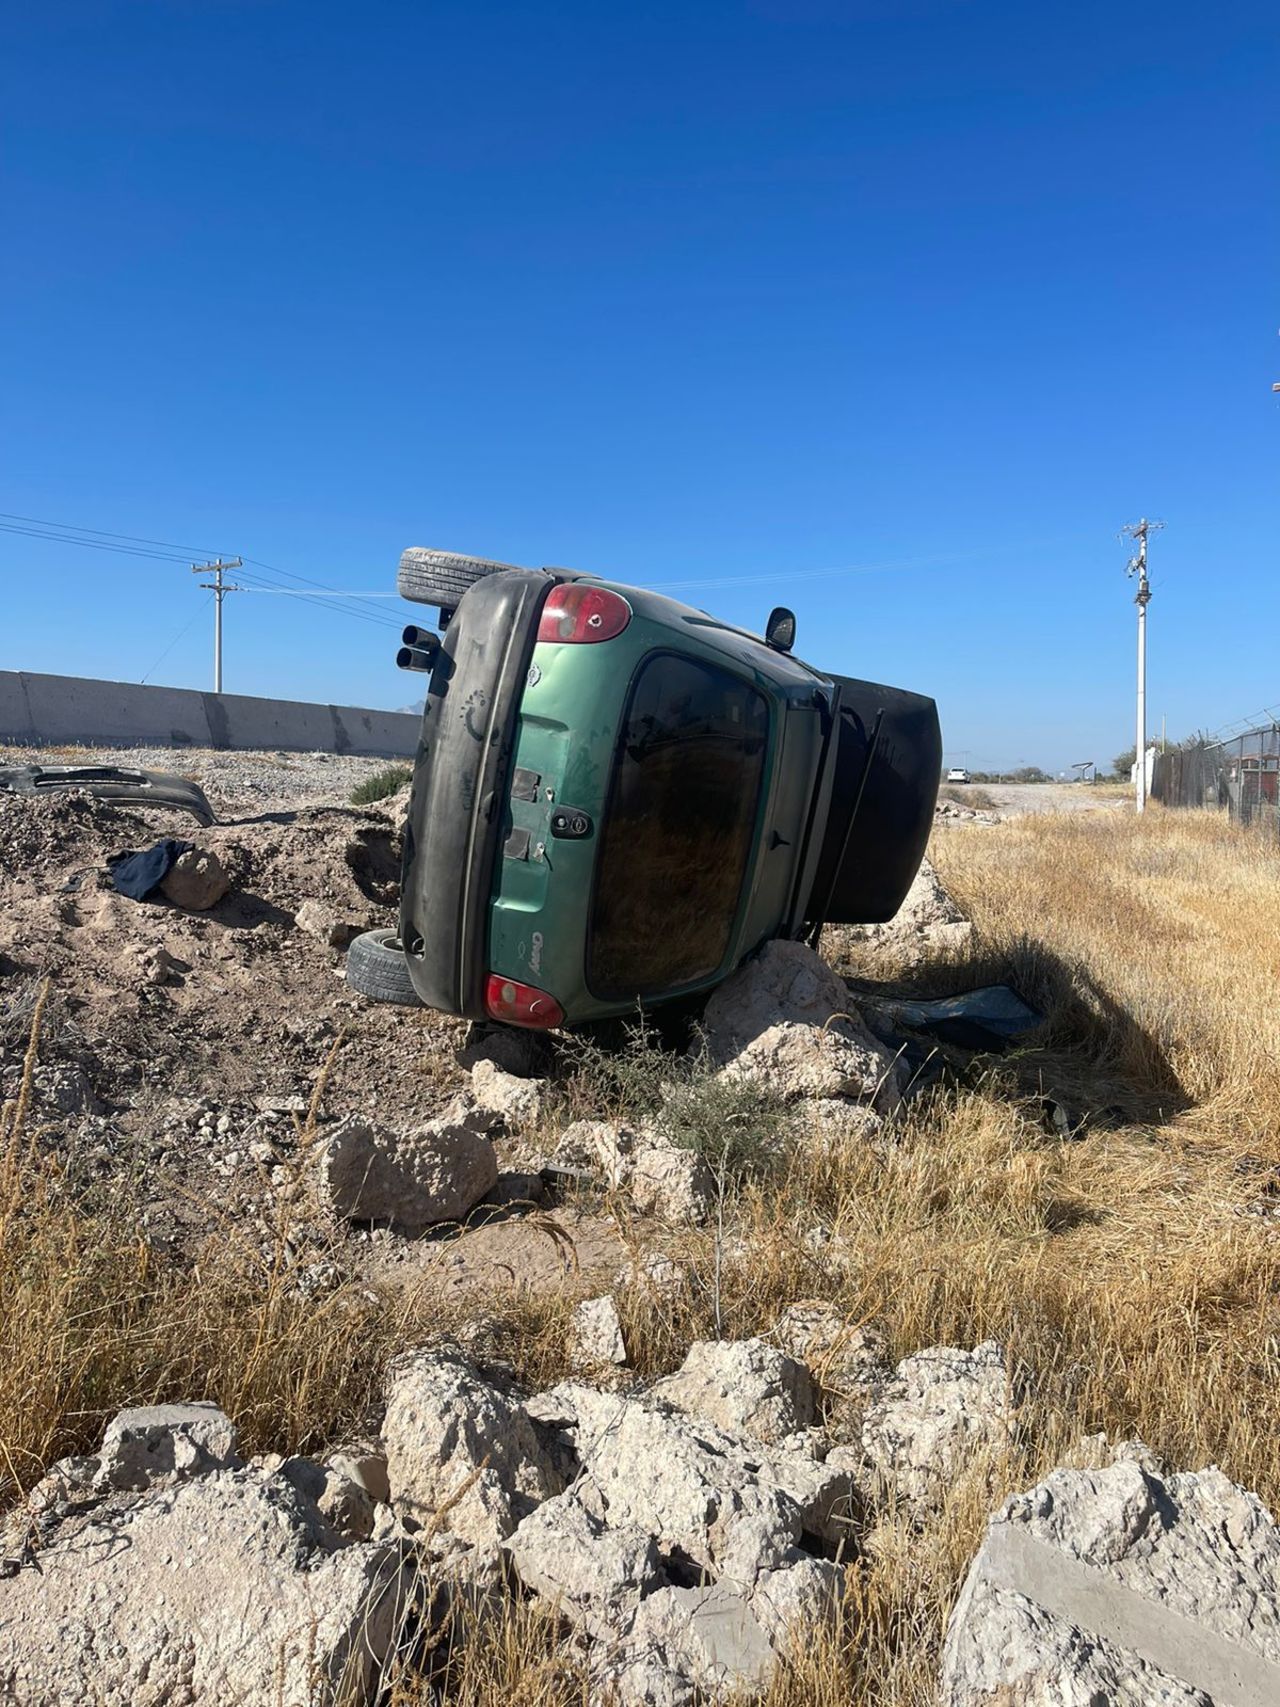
xmin=2 ymin=0 xmax=1275 ymax=772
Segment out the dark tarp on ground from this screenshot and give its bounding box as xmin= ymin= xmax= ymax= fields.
xmin=861 ymin=985 xmax=1042 ymax=1053
xmin=107 ymin=839 xmax=194 ymax=901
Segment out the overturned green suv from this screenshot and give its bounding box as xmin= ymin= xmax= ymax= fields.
xmin=379 ymin=547 xmax=940 ymax=1031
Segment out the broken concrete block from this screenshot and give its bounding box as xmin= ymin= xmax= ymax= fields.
xmin=294 ymin=899 xmax=362 ymax=948
xmin=862 ymin=1341 xmax=1014 ymax=1507
xmin=470 ymin=1059 xmax=545 ymax=1126
xmin=526 ymin=1381 xmax=851 ymax=1580
xmin=504 ymin=1489 xmax=664 ymax=1638
xmin=279 ymin=1455 xmax=378 ymax=1542
xmin=942 ymin=1452 xmax=1280 ymax=1705
xmin=846 ymin=856 xmax=972 ymax=964
xmin=458 ymin=1024 xmax=551 ymax=1079
xmin=701 ymin=939 xmax=900 ymax=1108
xmin=629 ymin=1144 xmax=713 ymax=1222
xmin=96 ymin=1400 xmax=239 ymax=1491
xmin=553 ymin=1119 xmax=637 ymax=1186
xmin=773 ymin=1302 xmax=888 ymax=1400
xmin=319 ymin=1113 xmax=497 ymax=1233
xmin=615 ymin=1249 xmax=690 ymax=1298
xmin=626 ymin=1583 xmax=777 ymax=1700
xmin=651 ymin=1338 xmax=815 ymax=1445
xmin=748 ymin=1548 xmax=845 ymax=1651
xmin=325 ymin=1445 xmax=390 ymax=1507
xmin=382 ymin=1349 xmax=562 ymax=1549
xmin=570 ymin=1295 xmax=628 ymax=1366
xmin=0 ymin=1466 xmax=409 ymax=1707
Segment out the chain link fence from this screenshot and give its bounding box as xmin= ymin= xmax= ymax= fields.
xmin=1152 ymin=726 xmax=1280 ymax=831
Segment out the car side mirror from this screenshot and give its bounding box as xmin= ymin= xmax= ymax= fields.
xmin=765 ymin=607 xmax=796 ymax=653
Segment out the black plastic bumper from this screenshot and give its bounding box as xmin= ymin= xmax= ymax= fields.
xmin=398 ymin=570 xmax=552 ymax=1018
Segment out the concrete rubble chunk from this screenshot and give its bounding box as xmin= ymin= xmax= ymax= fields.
xmin=0 ymin=1466 xmax=409 ymax=1707
xmin=703 ymin=937 xmax=853 ymax=1048
xmin=159 ymin=845 xmax=231 ymax=911
xmin=942 ymin=1453 xmax=1280 ymax=1707
xmin=701 ymin=938 xmax=901 ymax=1108
xmin=546 ymin=1122 xmax=711 ymax=1223
xmin=325 ymin=1445 xmax=391 ymax=1505
xmin=294 ymin=898 xmax=362 ymax=948
xmin=504 ymin=1489 xmax=664 ymax=1639
xmin=527 ymin=1380 xmax=853 ymax=1582
xmin=651 ymin=1337 xmax=815 ymax=1445
xmin=481 ymin=1169 xmax=546 ymax=1209
xmin=794 ymin=1096 xmax=884 ymax=1146
xmin=382 ymin=1348 xmax=562 ymax=1549
xmin=470 ymin=1058 xmax=545 ymax=1126
xmin=846 ymin=855 xmax=972 ymax=964
xmin=862 ymin=1340 xmax=1013 ymax=1506
xmin=602 ymin=1654 xmax=697 ymax=1707
xmin=748 ymin=1548 xmax=845 ymax=1651
xmin=570 ymin=1294 xmax=629 ymax=1366
xmin=774 ymin=1302 xmax=888 ymax=1400
xmin=722 ymin=1020 xmax=900 ymax=1106
xmin=319 ymin=1113 xmax=497 ymax=1233
xmin=96 ymin=1400 xmax=239 ymax=1491
xmin=624 ymin=1583 xmax=778 ymax=1702
xmin=279 ymin=1454 xmax=377 ymax=1542
xmin=629 ymin=1143 xmax=714 ymax=1223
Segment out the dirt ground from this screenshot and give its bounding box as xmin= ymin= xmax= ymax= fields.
xmin=968 ymin=781 xmax=1128 ymax=816
xmin=0 ymin=746 xmax=622 ymax=1290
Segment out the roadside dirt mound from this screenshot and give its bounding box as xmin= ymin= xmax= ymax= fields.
xmin=0 ymin=791 xmax=471 ymax=1255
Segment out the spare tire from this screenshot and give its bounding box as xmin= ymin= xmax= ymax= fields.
xmin=397 ymin=547 xmax=527 ymax=610
xmin=345 ymin=929 xmax=422 ymax=1006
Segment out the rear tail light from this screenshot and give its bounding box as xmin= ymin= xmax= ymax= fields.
xmin=485 ymin=974 xmax=565 ymax=1029
xmin=537 ymin=583 xmax=632 ymax=644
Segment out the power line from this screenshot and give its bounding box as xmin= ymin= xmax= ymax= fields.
xmin=233 ymin=566 xmax=402 ymax=630
xmin=0 ymin=509 xmax=221 ymax=556
xmin=0 ymin=508 xmax=405 ymax=633
xmin=0 ymin=521 xmax=195 ymax=564
xmin=236 ymin=587 xmax=403 ymax=598
xmin=140 ymin=592 xmax=214 ymax=685
xmin=0 ymin=509 xmax=402 ymax=616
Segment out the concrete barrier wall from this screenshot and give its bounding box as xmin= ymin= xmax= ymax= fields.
xmin=0 ymin=670 xmax=420 ymax=758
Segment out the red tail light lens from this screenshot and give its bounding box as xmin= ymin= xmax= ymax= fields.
xmin=537 ymin=583 xmax=632 ymax=644
xmin=485 ymin=974 xmax=565 ymax=1029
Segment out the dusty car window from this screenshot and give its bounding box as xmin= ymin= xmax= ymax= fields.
xmin=588 ymin=654 xmax=769 ymax=999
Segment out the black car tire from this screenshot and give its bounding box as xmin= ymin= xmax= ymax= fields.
xmin=397 ymin=547 xmax=526 ymax=610
xmin=345 ymin=929 xmax=422 ymax=1005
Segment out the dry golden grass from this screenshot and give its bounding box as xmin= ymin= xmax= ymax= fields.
xmin=4 ymin=803 xmax=1280 ymax=1702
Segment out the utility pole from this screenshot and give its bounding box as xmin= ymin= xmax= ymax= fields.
xmin=190 ymin=558 xmax=243 ymax=693
xmin=1122 ymin=519 xmax=1162 ymax=813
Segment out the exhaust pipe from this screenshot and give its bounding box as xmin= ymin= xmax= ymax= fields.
xmin=396 ymin=645 xmax=437 ymax=673
xmin=397 ymin=626 xmax=440 ymax=673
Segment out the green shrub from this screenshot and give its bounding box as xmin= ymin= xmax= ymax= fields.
xmin=349 ymin=765 xmax=412 ymax=806
xmin=562 ymin=1020 xmax=786 ymax=1187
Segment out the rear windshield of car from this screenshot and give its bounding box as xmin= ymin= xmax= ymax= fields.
xmin=588 ymin=653 xmax=769 ymax=1000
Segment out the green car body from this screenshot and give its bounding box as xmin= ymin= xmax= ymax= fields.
xmin=397 ymin=562 xmax=940 ymax=1030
